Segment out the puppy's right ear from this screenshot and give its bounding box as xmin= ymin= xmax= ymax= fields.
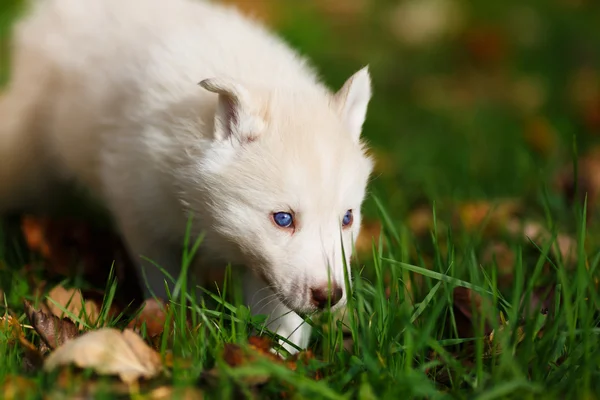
xmin=332 ymin=66 xmax=372 ymax=144
xmin=199 ymin=78 xmax=264 ymax=144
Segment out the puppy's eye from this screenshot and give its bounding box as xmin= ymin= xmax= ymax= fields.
xmin=273 ymin=212 xmax=293 ymax=228
xmin=342 ymin=209 xmax=353 ymax=227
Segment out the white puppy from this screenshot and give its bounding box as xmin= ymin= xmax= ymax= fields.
xmin=0 ymin=0 xmax=374 ymax=353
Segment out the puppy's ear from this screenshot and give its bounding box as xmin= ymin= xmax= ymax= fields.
xmin=199 ymin=78 xmax=264 ymax=143
xmin=332 ymin=66 xmax=372 ymax=143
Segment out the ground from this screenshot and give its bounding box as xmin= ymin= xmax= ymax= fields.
xmin=1 ymin=0 xmax=600 ymax=399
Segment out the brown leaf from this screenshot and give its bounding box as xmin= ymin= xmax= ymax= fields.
xmin=202 ymin=336 xmax=324 ymax=392
xmin=0 ymin=312 xmax=44 ymax=371
xmin=485 ymin=313 xmax=526 ymax=358
xmin=20 ymin=215 xmax=144 ymax=306
xmin=127 ymin=298 xmax=168 ymax=339
xmin=452 ymin=287 xmax=495 ymax=337
xmin=24 ymin=300 xmax=79 ymax=353
xmin=286 ymin=349 xmax=322 ymax=380
xmin=222 ymin=343 xmax=250 ymax=368
xmin=248 ymin=336 xmax=275 ymax=355
xmin=21 ymin=216 xmax=52 ymax=260
xmin=46 ymin=285 xmax=101 ymax=329
xmin=43 ymin=328 xmax=163 ymax=384
xmin=218 ymin=342 xmax=272 ymax=386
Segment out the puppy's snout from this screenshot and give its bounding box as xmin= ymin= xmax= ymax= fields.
xmin=310 ymin=283 xmax=343 ymax=309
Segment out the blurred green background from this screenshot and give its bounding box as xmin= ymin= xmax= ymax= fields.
xmin=218 ymin=0 xmax=600 ymax=225
xmin=3 ymin=0 xmax=600 ymax=223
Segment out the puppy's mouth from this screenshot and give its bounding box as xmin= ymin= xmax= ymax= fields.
xmin=251 ymin=268 xmax=317 ymax=314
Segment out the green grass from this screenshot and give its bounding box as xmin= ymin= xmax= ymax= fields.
xmin=1 ymin=196 xmax=598 ymax=399
xmin=1 ymin=0 xmax=600 ymax=398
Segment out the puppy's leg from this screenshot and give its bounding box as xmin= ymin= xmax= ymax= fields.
xmin=119 ymin=223 xmax=183 ymax=300
xmin=243 ymin=271 xmax=312 ymax=355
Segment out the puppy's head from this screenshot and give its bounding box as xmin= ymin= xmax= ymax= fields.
xmin=188 ymin=67 xmax=374 ymax=314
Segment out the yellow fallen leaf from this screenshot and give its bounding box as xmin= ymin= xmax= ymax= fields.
xmin=148 ymin=386 xmax=204 ymax=400
xmin=47 ymin=284 xmax=101 ymax=329
xmin=43 ymin=328 xmax=163 ymax=384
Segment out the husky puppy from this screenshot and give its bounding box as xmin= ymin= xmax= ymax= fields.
xmin=0 ymin=0 xmax=374 ymax=352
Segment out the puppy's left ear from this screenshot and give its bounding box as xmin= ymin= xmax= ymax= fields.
xmin=199 ymin=77 xmax=264 ymax=144
xmin=332 ymin=66 xmax=372 ymax=143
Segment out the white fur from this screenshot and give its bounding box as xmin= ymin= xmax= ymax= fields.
xmin=0 ymin=0 xmax=374 ymax=353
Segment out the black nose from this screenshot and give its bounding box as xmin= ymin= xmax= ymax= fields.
xmin=310 ymin=283 xmax=343 ymax=309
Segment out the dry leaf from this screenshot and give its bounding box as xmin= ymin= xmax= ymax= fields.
xmin=127 ymin=298 xmax=168 ymax=339
xmin=21 ymin=216 xmax=52 ymax=260
xmin=203 ymin=335 xmax=323 ymax=389
xmin=47 ymin=285 xmax=101 ymax=329
xmin=43 ymin=328 xmax=163 ymax=384
xmin=219 ymin=342 xmax=271 ymax=386
xmin=20 ymin=215 xmax=144 ymax=306
xmin=24 ymin=300 xmax=79 ymax=353
xmin=148 ymin=386 xmax=204 ymax=400
xmin=0 ymin=312 xmax=45 ymax=370
xmin=452 ymin=287 xmax=495 ymax=338
xmin=485 ymin=313 xmax=526 ymax=358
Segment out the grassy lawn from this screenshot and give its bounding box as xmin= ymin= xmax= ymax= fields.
xmin=1 ymin=0 xmax=600 ymax=398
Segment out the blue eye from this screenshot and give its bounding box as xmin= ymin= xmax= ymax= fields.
xmin=273 ymin=212 xmax=293 ymax=228
xmin=342 ymin=210 xmax=353 ymax=227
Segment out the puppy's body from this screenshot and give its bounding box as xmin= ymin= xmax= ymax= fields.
xmin=0 ymin=0 xmax=374 ymax=352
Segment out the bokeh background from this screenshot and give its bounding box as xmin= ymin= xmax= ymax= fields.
xmin=215 ymin=0 xmax=600 ymax=226
xmin=3 ymin=0 xmax=600 ymax=225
